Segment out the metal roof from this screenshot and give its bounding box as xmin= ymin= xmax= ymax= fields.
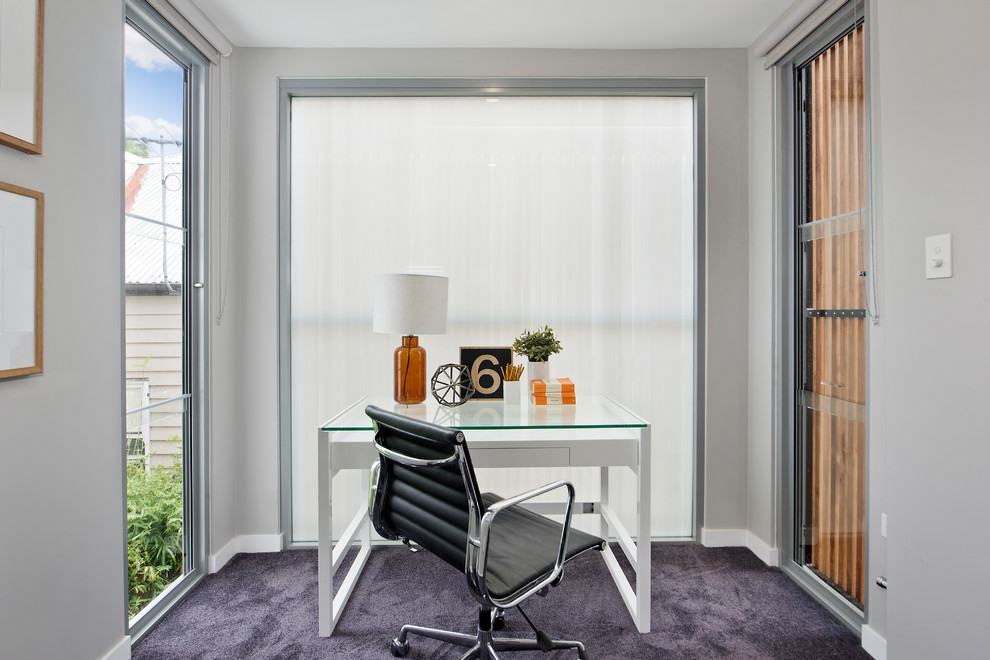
xmin=124 ymin=152 xmax=183 ymax=288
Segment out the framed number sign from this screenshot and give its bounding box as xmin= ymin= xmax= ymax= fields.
xmin=459 ymin=347 xmax=513 ymax=400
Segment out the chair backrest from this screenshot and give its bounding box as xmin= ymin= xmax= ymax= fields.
xmin=366 ymin=405 xmax=485 ymax=573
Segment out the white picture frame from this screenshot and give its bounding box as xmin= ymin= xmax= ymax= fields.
xmin=0 ymin=180 xmax=43 ymax=378
xmin=0 ymin=0 xmax=44 ymax=153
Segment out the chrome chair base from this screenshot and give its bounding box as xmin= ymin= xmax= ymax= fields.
xmin=389 ymin=609 xmax=586 ymax=659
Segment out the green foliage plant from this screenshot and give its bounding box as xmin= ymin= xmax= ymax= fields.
xmin=127 ymin=446 xmax=184 ymax=617
xmin=512 ymin=325 xmax=563 ymax=363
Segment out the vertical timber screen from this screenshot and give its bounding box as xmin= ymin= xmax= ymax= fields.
xmin=797 ymin=24 xmax=867 ymax=607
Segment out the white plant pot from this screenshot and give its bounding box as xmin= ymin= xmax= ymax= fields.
xmin=528 ymin=359 xmax=550 ymax=384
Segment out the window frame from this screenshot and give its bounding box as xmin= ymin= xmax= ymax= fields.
xmin=276 ymin=78 xmax=708 ymax=548
xmin=774 ymin=0 xmax=870 ymax=634
xmin=122 ymin=0 xmax=211 ymax=643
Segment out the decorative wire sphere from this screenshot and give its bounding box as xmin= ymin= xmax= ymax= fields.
xmin=431 ymin=364 xmax=475 ymax=407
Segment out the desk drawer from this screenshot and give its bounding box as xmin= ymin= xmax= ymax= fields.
xmin=470 ymin=447 xmax=570 ymax=468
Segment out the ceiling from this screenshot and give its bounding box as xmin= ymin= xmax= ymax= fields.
xmin=188 ymin=0 xmax=796 ymax=50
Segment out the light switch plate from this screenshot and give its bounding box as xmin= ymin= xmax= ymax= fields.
xmin=925 ymin=234 xmax=952 ymax=279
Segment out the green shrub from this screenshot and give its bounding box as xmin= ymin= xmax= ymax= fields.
xmin=127 ymin=454 xmax=183 ymax=617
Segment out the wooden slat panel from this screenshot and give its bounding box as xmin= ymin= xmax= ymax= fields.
xmin=802 ymin=25 xmax=866 ymax=607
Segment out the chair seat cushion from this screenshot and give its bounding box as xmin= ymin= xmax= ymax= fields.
xmin=480 ymin=492 xmax=604 ymax=600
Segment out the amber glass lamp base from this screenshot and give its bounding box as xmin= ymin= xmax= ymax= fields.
xmin=394 ymin=335 xmax=427 ymax=404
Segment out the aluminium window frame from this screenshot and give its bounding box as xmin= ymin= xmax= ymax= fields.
xmin=276 ymin=78 xmax=708 ymax=549
xmin=773 ymin=0 xmax=870 ymax=635
xmin=122 ymin=0 xmax=211 ymax=644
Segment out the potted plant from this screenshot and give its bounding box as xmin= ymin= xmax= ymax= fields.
xmin=512 ymin=326 xmax=562 ymax=382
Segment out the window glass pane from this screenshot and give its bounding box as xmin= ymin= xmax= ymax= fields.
xmin=124 ymin=399 xmax=187 ymax=617
xmin=290 ymin=95 xmax=696 ymax=542
xmin=123 ymin=21 xmax=187 ymax=619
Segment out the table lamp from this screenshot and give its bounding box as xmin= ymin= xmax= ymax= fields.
xmin=373 ymin=273 xmax=449 ymax=405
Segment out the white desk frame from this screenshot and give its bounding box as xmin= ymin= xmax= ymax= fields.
xmin=317 ymin=396 xmax=651 ymax=636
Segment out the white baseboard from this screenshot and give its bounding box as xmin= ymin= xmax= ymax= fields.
xmin=209 ymin=534 xmax=283 ymax=573
xmin=101 ymin=636 xmax=131 ymax=660
xmin=209 ymin=537 xmax=239 ymax=573
xmin=744 ymin=531 xmax=779 ymax=567
xmin=700 ymin=528 xmax=779 ymax=567
xmin=700 ymin=527 xmax=748 ymax=547
xmin=861 ymin=624 xmax=887 ymax=660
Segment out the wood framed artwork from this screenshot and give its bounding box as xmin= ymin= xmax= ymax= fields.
xmin=459 ymin=347 xmax=513 ymax=400
xmin=0 ymin=0 xmax=44 ymax=154
xmin=0 ymin=181 xmax=43 ymax=378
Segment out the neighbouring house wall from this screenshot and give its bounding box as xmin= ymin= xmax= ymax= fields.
xmin=0 ymin=1 xmax=128 ymax=658
xmin=228 ymin=47 xmax=751 ymax=538
xmin=125 ymin=295 xmax=182 ymax=465
xmin=873 ymin=0 xmax=990 ymax=657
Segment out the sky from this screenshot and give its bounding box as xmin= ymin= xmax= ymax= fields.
xmin=124 ymin=24 xmax=183 ymax=158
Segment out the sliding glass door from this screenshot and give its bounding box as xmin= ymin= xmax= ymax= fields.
xmin=780 ymin=1 xmax=868 ymax=626
xmin=796 ymin=21 xmax=867 ymax=609
xmin=123 ymin=0 xmax=208 ymax=640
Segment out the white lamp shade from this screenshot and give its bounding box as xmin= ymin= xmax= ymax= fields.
xmin=373 ymin=273 xmax=449 ymax=335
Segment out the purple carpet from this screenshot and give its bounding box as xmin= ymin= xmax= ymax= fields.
xmin=132 ymin=544 xmax=870 ymax=659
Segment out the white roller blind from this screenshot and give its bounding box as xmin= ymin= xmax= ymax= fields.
xmin=289 ymin=95 xmax=696 ymax=541
xmin=756 ymin=0 xmax=850 ymax=69
xmin=147 ymin=0 xmax=231 ymax=63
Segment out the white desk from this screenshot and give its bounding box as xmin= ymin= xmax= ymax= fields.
xmin=317 ymin=395 xmax=651 ymax=636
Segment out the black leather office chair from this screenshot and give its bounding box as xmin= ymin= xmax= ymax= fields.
xmin=366 ymin=405 xmax=605 ymax=659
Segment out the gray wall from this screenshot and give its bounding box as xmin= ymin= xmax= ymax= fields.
xmin=863 ymin=0 xmax=888 ymax=640
xmin=873 ymin=0 xmax=990 ymax=656
xmin=228 ymin=47 xmax=753 ymax=537
xmin=0 ymin=1 xmax=128 ymax=658
xmin=746 ymin=45 xmax=776 ymax=552
xmin=7 ymin=2 xmax=984 ymax=656
xmin=207 ymin=55 xmax=238 ymax=564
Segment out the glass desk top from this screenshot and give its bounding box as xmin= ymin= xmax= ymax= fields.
xmin=321 ymin=395 xmax=647 ymax=432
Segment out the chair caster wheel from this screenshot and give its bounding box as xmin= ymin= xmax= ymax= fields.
xmin=492 ymin=611 xmax=505 ymax=631
xmin=390 ymin=638 xmax=409 ymax=657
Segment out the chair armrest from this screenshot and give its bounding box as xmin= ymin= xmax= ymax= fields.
xmin=473 ymin=480 xmax=576 ymax=609
xmin=372 ymin=442 xmax=459 ymax=468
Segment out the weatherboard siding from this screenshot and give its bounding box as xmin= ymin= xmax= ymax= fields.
xmin=125 ymin=295 xmax=183 ymax=465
